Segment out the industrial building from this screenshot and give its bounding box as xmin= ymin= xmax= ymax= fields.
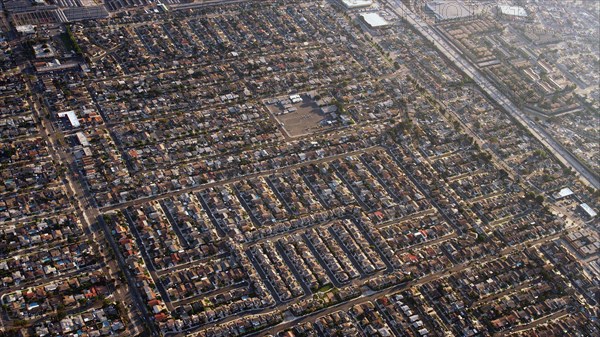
xmin=360 ymin=12 xmax=391 ymax=29
xmin=340 ymin=0 xmax=373 ymax=9
xmin=57 ymin=110 xmax=80 ymax=128
xmin=425 ymin=1 xmax=474 ymax=21
xmin=498 ymin=5 xmax=528 ymax=18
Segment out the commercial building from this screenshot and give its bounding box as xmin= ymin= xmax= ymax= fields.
xmin=579 ymin=203 xmax=597 ymax=219
xmin=57 ymin=110 xmax=81 ymax=128
xmin=498 ymin=5 xmax=528 ymax=18
xmin=341 ymin=0 xmax=373 ymax=9
xmin=553 ymin=187 xmax=574 ymax=200
xmin=360 ymin=12 xmax=390 ymax=29
xmin=425 ymin=1 xmax=474 ymax=21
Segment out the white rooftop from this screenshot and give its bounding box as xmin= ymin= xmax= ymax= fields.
xmin=360 ymin=12 xmax=390 ymax=28
xmin=341 ymin=0 xmax=373 ymax=9
xmin=426 ymin=1 xmax=474 ymax=20
xmin=498 ymin=5 xmax=528 ymax=17
xmin=16 ymin=25 xmax=36 ymax=34
xmin=76 ymin=132 xmax=90 ymax=147
xmin=557 ymin=187 xmax=574 ymax=199
xmin=57 ymin=110 xmax=80 ymax=128
xmin=580 ymin=203 xmax=597 ymax=218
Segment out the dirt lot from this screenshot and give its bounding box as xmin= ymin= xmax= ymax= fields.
xmin=265 ymin=94 xmax=332 ymax=138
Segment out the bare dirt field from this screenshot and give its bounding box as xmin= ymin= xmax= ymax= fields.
xmin=265 ymin=94 xmax=332 ymax=138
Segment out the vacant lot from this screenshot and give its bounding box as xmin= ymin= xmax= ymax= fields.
xmin=265 ymin=94 xmax=331 ymax=138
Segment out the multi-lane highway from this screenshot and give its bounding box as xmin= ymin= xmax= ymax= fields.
xmin=387 ymin=0 xmax=599 ymax=189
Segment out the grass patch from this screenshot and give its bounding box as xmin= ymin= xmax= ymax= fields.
xmin=316 ymin=284 xmax=334 ymax=293
xmin=61 ymin=26 xmax=82 ymax=55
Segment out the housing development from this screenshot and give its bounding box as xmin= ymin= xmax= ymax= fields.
xmin=0 ymin=0 xmax=598 ymax=336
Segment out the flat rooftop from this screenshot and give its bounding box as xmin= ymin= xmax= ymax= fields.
xmin=57 ymin=110 xmax=80 ymax=128
xmin=555 ymin=187 xmax=574 ymax=199
xmin=580 ymin=203 xmax=597 ymax=218
xmin=360 ymin=12 xmax=390 ymax=28
xmin=341 ymin=0 xmax=373 ymax=9
xmin=498 ymin=5 xmax=528 ymax=17
xmin=425 ymin=1 xmax=474 ymax=20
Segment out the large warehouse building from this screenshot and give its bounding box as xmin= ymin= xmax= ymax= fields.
xmin=341 ymin=0 xmax=373 ymax=9
xmin=360 ymin=12 xmax=391 ymax=29
xmin=425 ymin=1 xmax=474 ymax=21
xmin=498 ymin=5 xmax=528 ymax=18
